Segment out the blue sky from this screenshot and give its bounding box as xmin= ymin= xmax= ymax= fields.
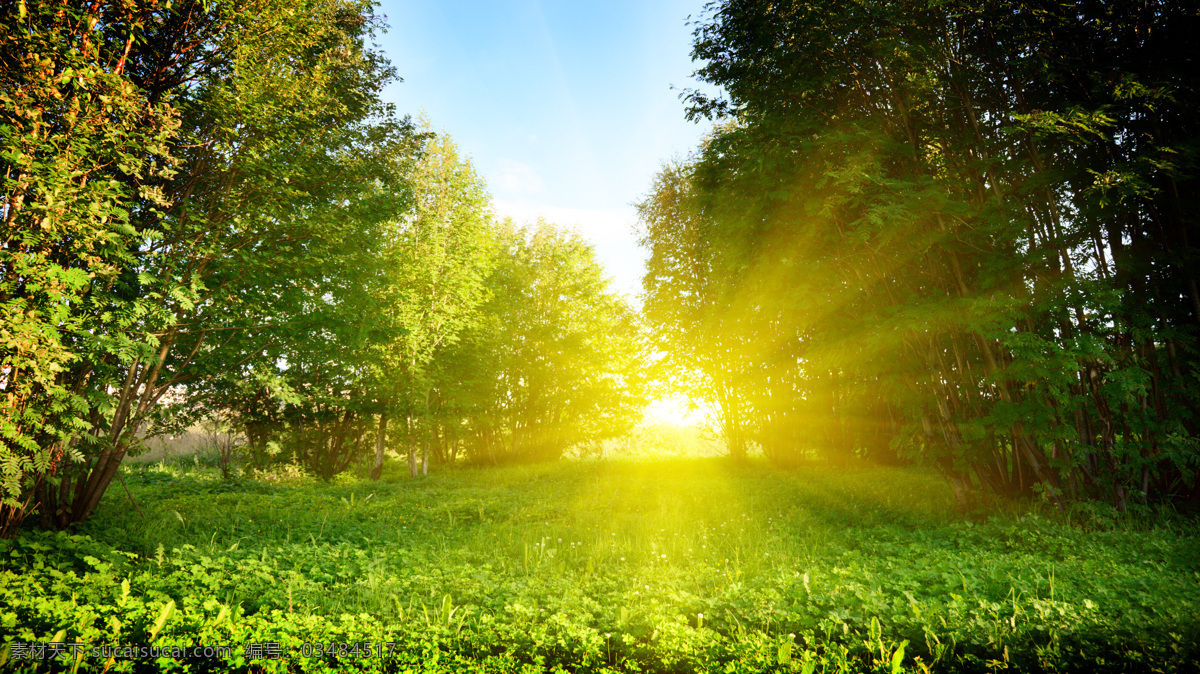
xmin=374 ymin=0 xmax=718 ymax=300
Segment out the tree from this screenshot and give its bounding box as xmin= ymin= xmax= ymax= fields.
xmin=1 ymin=0 xmax=182 ymax=534
xmin=640 ymin=0 xmax=1200 ymax=506
xmin=368 ymin=124 xmax=494 ymax=479
xmin=1 ymin=0 xmax=417 ymax=534
xmin=636 ymin=157 xmax=758 ymax=460
xmin=449 ymin=220 xmax=649 ymax=464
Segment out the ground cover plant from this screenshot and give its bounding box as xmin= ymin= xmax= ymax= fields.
xmin=2 ymin=456 xmax=1198 ymax=673
xmin=6 ymin=0 xmax=1199 ymax=672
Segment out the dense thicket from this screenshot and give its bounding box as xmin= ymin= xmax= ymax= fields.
xmin=640 ymin=0 xmax=1200 ymax=508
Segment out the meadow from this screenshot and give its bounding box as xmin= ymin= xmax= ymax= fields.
xmin=2 ymin=455 xmax=1198 ymax=673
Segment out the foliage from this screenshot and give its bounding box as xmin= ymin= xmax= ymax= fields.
xmin=181 ymin=174 xmax=640 ymax=480
xmin=367 ymin=124 xmax=496 ymax=478
xmin=1 ymin=0 xmax=183 ymax=533
xmin=2 ymin=458 xmax=1197 ymax=672
xmin=1 ymin=0 xmax=419 ymax=532
xmin=159 ymin=127 xmax=645 ymax=482
xmin=639 ymin=0 xmax=1200 ymax=506
xmin=447 ymin=220 xmax=651 ymax=464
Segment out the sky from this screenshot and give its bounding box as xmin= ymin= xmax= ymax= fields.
xmin=374 ymin=0 xmax=719 ymax=301
xmin=373 ymin=1 xmax=719 ymax=425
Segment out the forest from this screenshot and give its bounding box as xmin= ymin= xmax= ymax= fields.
xmin=2 ymin=0 xmax=1198 ymax=672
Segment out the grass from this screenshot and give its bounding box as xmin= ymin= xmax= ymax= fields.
xmin=2 ymin=455 xmax=1198 ymax=673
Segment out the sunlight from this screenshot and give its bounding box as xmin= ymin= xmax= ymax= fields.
xmin=642 ymin=394 xmax=708 ymax=427
xmin=9 ymin=0 xmax=1195 ymax=669
xmin=561 ymin=456 xmax=750 ymax=591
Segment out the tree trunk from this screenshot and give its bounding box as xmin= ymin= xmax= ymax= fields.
xmin=370 ymin=412 xmax=388 ymax=481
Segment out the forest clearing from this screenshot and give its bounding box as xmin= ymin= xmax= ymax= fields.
xmin=4 ymin=0 xmax=1200 ymax=671
xmin=4 ymin=455 xmax=1198 ymax=673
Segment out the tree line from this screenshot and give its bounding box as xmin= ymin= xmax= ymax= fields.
xmin=1 ymin=0 xmax=645 ymax=536
xmin=639 ymin=0 xmax=1199 ymax=509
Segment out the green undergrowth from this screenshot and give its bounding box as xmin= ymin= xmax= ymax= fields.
xmin=2 ymin=458 xmax=1198 ymax=673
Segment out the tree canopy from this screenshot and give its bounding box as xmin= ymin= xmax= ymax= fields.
xmin=639 ymin=0 xmax=1200 ymax=507
xmin=1 ymin=0 xmax=645 ymax=535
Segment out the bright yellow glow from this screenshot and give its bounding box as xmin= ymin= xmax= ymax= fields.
xmin=642 ymin=394 xmax=708 ymax=427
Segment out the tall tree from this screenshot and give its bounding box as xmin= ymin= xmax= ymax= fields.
xmin=449 ymin=220 xmax=650 ymax=464
xmin=1 ymin=0 xmax=182 ymax=534
xmin=369 ymin=125 xmax=494 ymax=479
xmin=641 ymin=0 xmax=1200 ymax=506
xmin=1 ymin=0 xmax=417 ymax=534
xmin=636 ymin=156 xmax=757 ymax=460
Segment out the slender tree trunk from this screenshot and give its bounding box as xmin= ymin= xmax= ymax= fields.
xmin=370 ymin=412 xmax=388 ymax=481
xmin=407 ymin=421 xmax=418 ymax=478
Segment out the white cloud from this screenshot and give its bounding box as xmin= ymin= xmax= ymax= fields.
xmin=491 ymin=159 xmax=546 ymax=195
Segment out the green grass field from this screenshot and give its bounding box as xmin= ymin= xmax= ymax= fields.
xmin=3 ymin=456 xmax=1198 ymax=673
